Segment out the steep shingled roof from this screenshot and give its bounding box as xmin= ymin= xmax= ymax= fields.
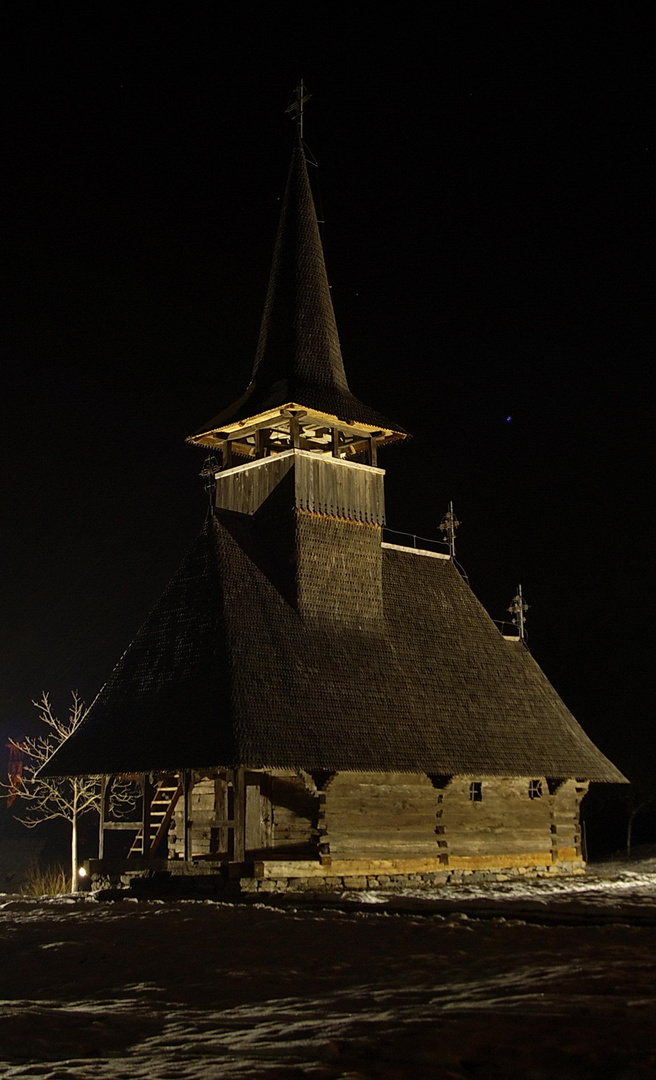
xmin=43 ymin=514 xmax=624 ymax=782
xmin=193 ymin=143 xmax=405 ymax=436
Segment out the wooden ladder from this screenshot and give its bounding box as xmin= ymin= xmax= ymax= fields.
xmin=128 ymin=777 xmax=183 ymax=857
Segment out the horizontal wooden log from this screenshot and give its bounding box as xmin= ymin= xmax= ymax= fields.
xmin=328 ymin=832 xmax=440 ymax=846
xmin=254 ymin=857 xmax=449 ymax=879
xmin=330 ymin=839 xmax=439 ymax=852
xmin=553 ymin=847 xmax=582 ymax=862
xmin=449 ymin=853 xmax=553 ymax=870
xmin=449 ymin=841 xmax=550 ymax=856
xmin=325 ymin=817 xmax=435 ymax=829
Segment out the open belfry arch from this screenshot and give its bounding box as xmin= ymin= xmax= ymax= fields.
xmin=42 ymin=109 xmax=625 ymax=891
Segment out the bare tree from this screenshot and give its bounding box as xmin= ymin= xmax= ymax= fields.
xmin=2 ymin=692 xmax=134 ymax=891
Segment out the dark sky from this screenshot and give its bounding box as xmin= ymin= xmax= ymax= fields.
xmin=2 ymin=7 xmax=653 ymax=778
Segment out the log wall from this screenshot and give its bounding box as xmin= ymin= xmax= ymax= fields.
xmin=437 ymin=776 xmax=554 ymax=867
xmin=321 ymin=772 xmax=440 ymax=860
xmin=267 ymin=772 xmax=317 ymax=855
xmin=167 ymin=770 xmax=585 ymax=873
xmin=550 ymin=778 xmax=588 ymax=863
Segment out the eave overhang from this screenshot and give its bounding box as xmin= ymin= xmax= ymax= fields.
xmin=187 ymin=402 xmax=407 ymax=458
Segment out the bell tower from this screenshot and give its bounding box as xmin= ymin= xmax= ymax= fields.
xmin=188 ymin=125 xmax=407 ymax=626
xmin=187 ymin=141 xmax=406 ymax=465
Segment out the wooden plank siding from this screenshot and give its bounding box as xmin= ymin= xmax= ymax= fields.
xmin=214 ymin=450 xmax=385 ymax=524
xmin=215 ymin=455 xmax=294 ymax=516
xmin=295 ymin=452 xmax=385 ymax=524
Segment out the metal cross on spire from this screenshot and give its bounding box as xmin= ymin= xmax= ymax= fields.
xmin=439 ymin=500 xmax=460 ymax=559
xmin=285 ymin=78 xmax=312 ymax=141
xmin=508 ymin=584 xmax=529 ymax=644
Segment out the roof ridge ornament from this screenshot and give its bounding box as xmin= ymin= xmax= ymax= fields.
xmin=439 ymin=500 xmax=460 ymax=560
xmin=508 ymin=584 xmax=529 ymax=644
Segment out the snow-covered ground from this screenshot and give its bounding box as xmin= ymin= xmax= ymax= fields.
xmin=2 ymin=859 xmax=656 ymax=1078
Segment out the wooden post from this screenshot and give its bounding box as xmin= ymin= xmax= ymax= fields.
xmin=98 ymin=775 xmax=110 ymax=859
xmin=223 ymin=440 xmax=233 ymax=470
xmin=369 ymin=438 xmax=378 ymax=467
xmin=141 ymin=774 xmax=154 ymax=858
xmin=182 ymin=770 xmax=191 ymax=861
xmin=254 ymin=428 xmax=268 ymax=459
xmin=331 ymin=427 xmax=340 ymax=457
xmin=233 ymin=767 xmax=246 ymax=862
xmin=289 ymin=415 xmax=300 ymax=449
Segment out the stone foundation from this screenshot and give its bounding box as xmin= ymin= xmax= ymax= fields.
xmin=85 ymin=855 xmax=585 ymax=896
xmin=240 ymin=861 xmax=585 ymax=893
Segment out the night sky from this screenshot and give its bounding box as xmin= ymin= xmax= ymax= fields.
xmin=2 ymin=8 xmax=653 ymax=785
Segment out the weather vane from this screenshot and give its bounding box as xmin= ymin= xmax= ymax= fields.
xmin=285 ymin=78 xmax=312 ymax=141
xmin=439 ymin=500 xmax=460 ymax=559
xmin=508 ymin=584 xmax=529 ymax=643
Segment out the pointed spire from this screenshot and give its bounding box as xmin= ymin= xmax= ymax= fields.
xmin=190 ymin=137 xmax=406 ymax=448
xmin=252 ymin=140 xmax=350 ymax=402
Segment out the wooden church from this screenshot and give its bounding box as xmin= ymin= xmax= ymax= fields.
xmin=44 ymin=131 xmax=624 ymax=891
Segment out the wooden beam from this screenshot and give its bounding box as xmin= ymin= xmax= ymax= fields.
xmin=98 ymin=776 xmax=109 ymax=859
xmin=141 ymin=774 xmax=153 ymax=857
xmin=297 ymin=433 xmax=329 ymax=453
xmin=233 ymin=767 xmax=246 ymax=862
xmin=338 ymin=436 xmax=371 ymax=457
xmin=254 ymin=428 xmax=268 ymax=459
xmin=253 ymin=857 xmax=451 ymax=878
xmin=280 ymin=409 xmax=308 ymax=420
xmin=190 ymin=405 xmax=405 ymax=447
xmin=226 ymin=439 xmax=258 ymax=458
xmin=289 ymin=415 xmax=301 ymax=450
xmin=182 ymin=770 xmax=191 ymax=861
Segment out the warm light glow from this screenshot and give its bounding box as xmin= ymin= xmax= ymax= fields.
xmin=78 ymin=867 xmax=87 ymax=878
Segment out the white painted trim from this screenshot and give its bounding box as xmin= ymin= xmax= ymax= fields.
xmin=381 ymin=542 xmax=450 ymax=560
xmin=214 ymin=447 xmax=385 ymax=481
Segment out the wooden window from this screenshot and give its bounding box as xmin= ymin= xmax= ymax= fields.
xmin=469 ymin=781 xmax=482 ymax=802
xmin=529 ymin=779 xmax=543 ymax=800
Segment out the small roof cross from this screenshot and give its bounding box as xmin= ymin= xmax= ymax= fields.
xmin=508 ymin=584 xmax=529 ymax=644
xmin=439 ymin=500 xmax=460 ymax=559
